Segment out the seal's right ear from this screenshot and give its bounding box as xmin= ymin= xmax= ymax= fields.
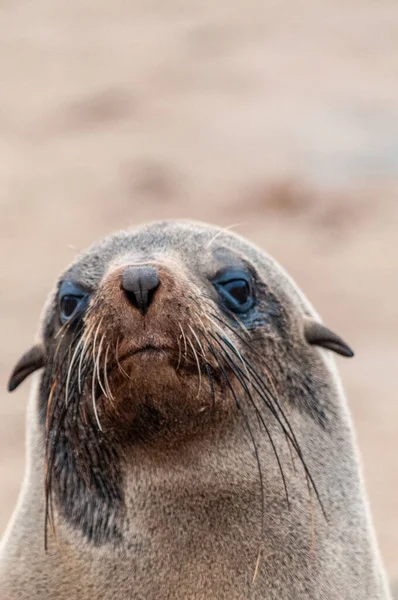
xmin=8 ymin=345 xmax=45 ymax=392
xmin=304 ymin=319 xmax=354 ymax=358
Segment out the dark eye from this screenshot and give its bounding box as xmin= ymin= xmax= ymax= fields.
xmin=60 ymin=295 xmax=80 ymax=321
xmin=214 ymin=271 xmax=254 ymax=314
xmin=223 ymin=280 xmax=250 ymax=305
xmin=58 ymin=281 xmax=89 ymax=324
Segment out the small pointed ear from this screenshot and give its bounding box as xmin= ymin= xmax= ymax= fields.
xmin=304 ymin=319 xmax=354 ymax=358
xmin=8 ymin=344 xmax=45 ymax=392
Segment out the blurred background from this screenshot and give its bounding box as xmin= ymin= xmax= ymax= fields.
xmin=0 ymin=0 xmax=397 ymax=580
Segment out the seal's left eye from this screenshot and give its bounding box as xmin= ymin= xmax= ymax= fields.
xmin=214 ymin=271 xmax=254 ymax=314
xmin=222 ymin=279 xmax=250 ymax=305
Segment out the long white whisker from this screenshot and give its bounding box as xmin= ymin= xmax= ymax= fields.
xmin=96 ymin=333 xmax=108 ymax=399
xmin=103 ymin=344 xmax=115 ymax=403
xmin=188 ymin=324 xmax=207 ymax=360
xmin=91 ymin=319 xmax=104 ymax=431
xmin=91 ymin=364 xmax=103 ymax=432
xmin=176 ymin=332 xmax=183 ymax=371
xmin=78 ymin=329 xmax=92 ymax=395
xmin=54 ymin=318 xmax=71 ymax=340
xmin=187 ymin=337 xmax=202 ymax=398
xmin=92 ymin=318 xmax=103 ymax=354
xmin=179 ymin=323 xmax=188 ymax=364
xmin=65 ymin=336 xmax=84 ymax=406
xmin=192 ymin=313 xmax=220 ymax=370
xmin=206 ymin=222 xmax=244 ymax=249
xmin=116 ymin=337 xmax=133 ymax=381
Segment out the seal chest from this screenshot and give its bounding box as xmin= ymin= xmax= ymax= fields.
xmin=0 ymin=220 xmax=392 ymax=599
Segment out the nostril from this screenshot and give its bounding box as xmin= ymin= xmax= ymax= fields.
xmin=121 ymin=266 xmax=160 ymax=315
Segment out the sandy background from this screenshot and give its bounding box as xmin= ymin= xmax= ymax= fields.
xmin=0 ymin=0 xmax=397 ymax=581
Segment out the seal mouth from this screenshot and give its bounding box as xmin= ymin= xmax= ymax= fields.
xmin=120 ymin=344 xmax=171 ymax=359
xmin=113 ymin=342 xmax=176 ymax=374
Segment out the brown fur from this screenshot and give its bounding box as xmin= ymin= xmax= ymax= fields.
xmin=0 ymin=220 xmax=392 ymax=599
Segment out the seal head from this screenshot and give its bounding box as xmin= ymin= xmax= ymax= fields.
xmin=9 ymin=220 xmax=354 ymax=545
xmin=4 ymin=220 xmax=390 ymax=600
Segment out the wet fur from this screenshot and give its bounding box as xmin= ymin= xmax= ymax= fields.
xmin=0 ymin=220 xmax=392 ymax=599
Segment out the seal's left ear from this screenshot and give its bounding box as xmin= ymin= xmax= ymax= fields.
xmin=304 ymin=319 xmax=354 ymax=358
xmin=8 ymin=344 xmax=45 ymax=392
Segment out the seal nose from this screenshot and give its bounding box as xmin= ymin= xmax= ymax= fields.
xmin=121 ymin=265 xmax=160 ymax=316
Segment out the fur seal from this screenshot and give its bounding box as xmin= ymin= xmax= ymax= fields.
xmin=0 ymin=220 xmax=392 ymax=599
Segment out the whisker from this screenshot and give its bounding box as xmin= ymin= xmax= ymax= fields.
xmin=207 ymin=312 xmax=300 ymax=446
xmin=187 ymin=337 xmax=202 ymax=398
xmin=91 ymin=322 xmax=104 ymax=432
xmin=176 ymin=332 xmax=183 ymax=371
xmin=96 ymin=333 xmax=109 ymax=399
xmin=54 ymin=317 xmax=72 ymax=340
xmin=91 ymin=370 xmax=103 ymax=432
xmin=205 ymin=342 xmax=265 ymax=580
xmin=116 ymin=337 xmax=133 ymax=381
xmin=188 ymin=324 xmax=207 ymax=360
xmin=91 ymin=319 xmax=104 ymax=431
xmin=65 ymin=335 xmax=84 ymax=406
xmin=204 ymin=316 xmax=252 ymax=384
xmin=44 ymin=391 xmax=69 ymax=551
xmin=188 ymin=317 xmax=216 ymax=406
xmin=200 ymin=293 xmax=252 ymax=338
xmin=206 ymin=222 xmax=244 ymax=248
xmin=211 ymin=333 xmax=290 ymax=510
xmin=204 ymin=362 xmax=216 ymax=409
xmin=211 ymin=320 xmax=301 ymax=439
xmin=200 ymin=305 xmax=326 ymax=523
xmin=217 ymin=331 xmax=326 ymax=520
xmin=92 ymin=318 xmax=104 ymax=359
xmin=44 ymin=318 xmax=98 ymax=547
xmin=103 ymin=344 xmax=115 ymax=403
xmin=78 ymin=322 xmax=95 ymax=394
xmin=210 ymin=311 xmax=261 ymax=354
xmin=178 ymin=323 xmax=188 ymax=364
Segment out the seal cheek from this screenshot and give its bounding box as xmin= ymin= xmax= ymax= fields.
xmin=8 ymin=344 xmax=45 ymax=391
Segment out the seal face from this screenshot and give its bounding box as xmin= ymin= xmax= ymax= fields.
xmin=8 ymin=220 xmax=354 ymax=549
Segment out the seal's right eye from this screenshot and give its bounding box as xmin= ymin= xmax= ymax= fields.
xmin=58 ymin=281 xmax=89 ymax=324
xmin=60 ymin=296 xmax=80 ymax=321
